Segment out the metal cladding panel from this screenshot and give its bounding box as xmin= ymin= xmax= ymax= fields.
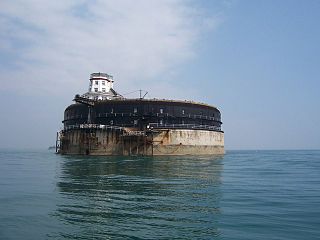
xmin=63 ymin=104 xmax=88 ymax=123
xmin=63 ymin=99 xmax=222 ymax=129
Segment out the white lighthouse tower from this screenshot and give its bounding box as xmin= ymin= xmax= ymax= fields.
xmin=82 ymin=72 xmax=122 ymax=100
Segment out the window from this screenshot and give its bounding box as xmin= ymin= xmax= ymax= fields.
xmin=134 ymin=107 xmax=137 ymax=113
xmin=134 ymin=120 xmax=138 ymax=125
xmin=110 ymin=120 xmax=114 ymax=125
xmin=182 ymin=120 xmax=185 ymax=125
xmin=102 ymin=88 xmax=106 ymax=92
xmin=160 ymin=119 xmax=163 ymax=125
xmin=95 ymin=81 xmax=98 ymax=85
xmin=102 ymin=81 xmax=105 ymax=85
xmin=182 ymin=109 xmax=185 ymax=115
xmin=94 ymin=88 xmax=98 ymax=92
xmin=160 ymin=108 xmax=163 ymax=114
xmin=111 ymin=108 xmax=114 ymax=113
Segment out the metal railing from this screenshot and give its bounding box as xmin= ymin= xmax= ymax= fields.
xmin=148 ymin=123 xmax=221 ymax=131
xmin=63 ymin=123 xmax=222 ymax=133
xmin=64 ymin=124 xmax=123 ymax=131
xmin=97 ymin=112 xmax=137 ymax=117
xmin=90 ymin=72 xmax=113 ymax=80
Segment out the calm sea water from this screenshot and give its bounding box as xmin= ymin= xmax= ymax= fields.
xmin=0 ymin=150 xmax=319 ymax=239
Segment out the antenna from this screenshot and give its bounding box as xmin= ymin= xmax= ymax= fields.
xmin=142 ymin=91 xmax=148 ymax=99
xmin=122 ymin=89 xmax=149 ymax=99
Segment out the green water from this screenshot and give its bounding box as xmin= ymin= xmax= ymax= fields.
xmin=0 ymin=150 xmax=319 ymax=239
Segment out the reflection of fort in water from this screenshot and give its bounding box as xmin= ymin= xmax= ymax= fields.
xmin=54 ymin=155 xmax=224 ymax=238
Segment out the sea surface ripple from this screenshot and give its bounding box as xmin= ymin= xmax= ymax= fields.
xmin=0 ymin=150 xmax=319 ymax=239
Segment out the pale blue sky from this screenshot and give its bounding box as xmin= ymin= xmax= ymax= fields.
xmin=0 ymin=0 xmax=319 ymax=150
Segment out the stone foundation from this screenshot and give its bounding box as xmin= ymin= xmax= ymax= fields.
xmin=59 ymin=128 xmax=224 ymax=156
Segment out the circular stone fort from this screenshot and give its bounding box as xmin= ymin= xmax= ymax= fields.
xmin=58 ymin=73 xmax=224 ymax=155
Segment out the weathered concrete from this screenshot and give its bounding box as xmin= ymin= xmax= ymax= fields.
xmin=152 ymin=129 xmax=224 ymax=155
xmin=59 ymin=128 xmax=224 ymax=156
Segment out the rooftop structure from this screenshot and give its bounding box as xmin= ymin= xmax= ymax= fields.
xmin=81 ymin=72 xmax=122 ymax=100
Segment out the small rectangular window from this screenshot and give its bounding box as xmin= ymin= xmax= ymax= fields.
xmin=110 ymin=120 xmax=113 ymax=125
xmin=134 ymin=107 xmax=137 ymax=113
xmin=102 ymin=81 xmax=105 ymax=85
xmin=182 ymin=109 xmax=185 ymax=115
xmin=111 ymin=108 xmax=114 ymax=113
xmin=95 ymin=81 xmax=98 ymax=85
xmin=102 ymin=88 xmax=106 ymax=92
xmin=160 ymin=119 xmax=163 ymax=125
xmin=134 ymin=120 xmax=138 ymax=125
xmin=94 ymin=88 xmax=98 ymax=92
xmin=160 ymin=108 xmax=163 ymax=114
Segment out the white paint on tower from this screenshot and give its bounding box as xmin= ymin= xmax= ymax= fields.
xmin=82 ymin=73 xmax=122 ymax=100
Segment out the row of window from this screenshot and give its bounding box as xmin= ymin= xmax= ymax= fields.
xmin=105 ymin=107 xmax=216 ymax=117
xmin=94 ymin=88 xmax=107 ymax=92
xmin=107 ymin=119 xmax=176 ymax=126
xmin=65 ymin=112 xmax=220 ymax=124
xmin=104 ymin=119 xmax=218 ymax=126
xmin=132 ymin=107 xmax=191 ymax=115
xmin=94 ymin=80 xmax=106 ymax=85
xmin=103 ymin=107 xmax=163 ymax=114
xmin=66 ymin=109 xmax=219 ymax=119
xmin=89 ymin=81 xmax=107 ymax=88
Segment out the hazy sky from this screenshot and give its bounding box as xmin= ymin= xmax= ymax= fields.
xmin=0 ymin=0 xmax=319 ymax=150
